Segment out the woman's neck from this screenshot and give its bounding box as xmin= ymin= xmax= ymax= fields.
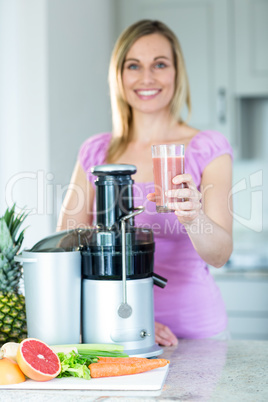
xmin=130 ymin=109 xmax=179 ymax=145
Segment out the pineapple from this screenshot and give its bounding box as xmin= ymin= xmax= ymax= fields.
xmin=0 ymin=204 xmax=28 ymax=346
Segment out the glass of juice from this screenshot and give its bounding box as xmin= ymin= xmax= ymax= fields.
xmin=151 ymin=144 xmax=185 ymax=213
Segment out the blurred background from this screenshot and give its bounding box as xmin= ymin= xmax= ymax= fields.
xmin=0 ymin=0 xmax=268 ymax=339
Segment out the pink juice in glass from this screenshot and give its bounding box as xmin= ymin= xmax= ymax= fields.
xmin=152 ymin=155 xmax=185 ymax=213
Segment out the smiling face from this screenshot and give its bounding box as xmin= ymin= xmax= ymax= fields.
xmin=122 ymin=33 xmax=176 ymax=116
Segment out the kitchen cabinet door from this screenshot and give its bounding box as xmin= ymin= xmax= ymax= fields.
xmin=116 ymin=0 xmax=232 ymax=141
xmin=233 ymin=0 xmax=268 ymax=95
xmin=215 ymin=276 xmax=268 ymax=340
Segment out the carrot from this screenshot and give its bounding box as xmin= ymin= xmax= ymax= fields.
xmin=89 ymin=358 xmax=169 ymax=378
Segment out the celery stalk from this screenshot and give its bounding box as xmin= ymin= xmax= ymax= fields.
xmin=80 ymin=350 xmax=129 ymax=358
xmin=51 ymin=343 xmax=128 ymax=357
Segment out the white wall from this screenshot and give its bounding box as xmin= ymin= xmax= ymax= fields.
xmin=0 ymin=0 xmax=50 ymax=248
xmin=47 ymin=0 xmax=115 ymax=229
xmin=0 ymin=0 xmax=116 ymax=248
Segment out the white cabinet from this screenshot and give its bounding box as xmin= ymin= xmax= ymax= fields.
xmin=116 ymin=0 xmax=232 ymax=142
xmin=232 ymin=0 xmax=268 ymax=95
xmin=214 ymin=274 xmax=268 ymax=340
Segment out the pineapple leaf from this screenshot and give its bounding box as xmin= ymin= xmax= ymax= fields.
xmin=0 ymin=203 xmax=29 ymax=293
xmin=10 ymin=211 xmax=29 ymax=245
xmin=3 ymin=204 xmax=16 ymax=228
xmin=16 ymin=226 xmax=29 ymax=247
xmin=5 ymin=244 xmax=21 ymax=261
xmin=0 ymin=219 xmax=13 ymax=252
xmin=1 ymin=204 xmax=29 ymax=249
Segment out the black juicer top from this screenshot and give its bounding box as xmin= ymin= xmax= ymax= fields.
xmin=92 ymin=164 xmax=137 ymax=230
xmin=84 ymin=164 xmax=153 ymax=280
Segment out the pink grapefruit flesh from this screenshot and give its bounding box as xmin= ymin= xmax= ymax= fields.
xmin=17 ymin=338 xmax=61 ymax=381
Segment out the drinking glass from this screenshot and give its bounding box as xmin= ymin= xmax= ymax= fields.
xmin=151 ymin=144 xmax=185 ymax=213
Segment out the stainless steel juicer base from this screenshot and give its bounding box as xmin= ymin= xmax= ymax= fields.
xmin=82 ymin=277 xmax=159 ymax=357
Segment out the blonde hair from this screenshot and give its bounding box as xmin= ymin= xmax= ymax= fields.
xmin=107 ymin=19 xmax=191 ymax=162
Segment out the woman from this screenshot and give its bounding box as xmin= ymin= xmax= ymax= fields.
xmin=57 ymin=20 xmax=233 ymax=345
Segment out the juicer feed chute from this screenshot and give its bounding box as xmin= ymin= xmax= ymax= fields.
xmin=81 ymin=164 xmax=167 ymax=357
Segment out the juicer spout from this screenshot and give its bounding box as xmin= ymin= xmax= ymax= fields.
xmin=152 ymin=273 xmax=168 ymax=288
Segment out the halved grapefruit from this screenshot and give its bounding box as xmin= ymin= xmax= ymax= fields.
xmin=16 ymin=338 xmax=61 ymax=382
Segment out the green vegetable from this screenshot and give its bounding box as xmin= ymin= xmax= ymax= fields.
xmin=53 ymin=343 xmax=128 ymax=358
xmin=56 ymin=344 xmax=129 ymax=379
xmin=57 ymin=351 xmax=98 ymax=380
xmin=79 ymin=350 xmax=129 ymax=358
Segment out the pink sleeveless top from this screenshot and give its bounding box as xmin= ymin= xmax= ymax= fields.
xmin=79 ymin=131 xmax=233 ymax=339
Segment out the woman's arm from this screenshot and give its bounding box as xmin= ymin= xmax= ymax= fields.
xmin=147 ymin=154 xmax=233 ymax=267
xmin=56 ymin=161 xmax=95 ymax=231
xmin=171 ymin=154 xmax=233 ymax=267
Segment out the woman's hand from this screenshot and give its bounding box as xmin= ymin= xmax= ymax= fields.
xmin=167 ymin=173 xmax=202 ymax=225
xmin=155 ymin=322 xmax=178 ymax=346
xmin=147 ymin=173 xmax=202 ymax=225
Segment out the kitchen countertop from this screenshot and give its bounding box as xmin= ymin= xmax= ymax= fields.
xmin=1 ymin=339 xmax=268 ymax=401
xmin=210 ymin=267 xmax=268 ymax=280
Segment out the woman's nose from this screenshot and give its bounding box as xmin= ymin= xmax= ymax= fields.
xmin=140 ymin=67 xmax=155 ymax=84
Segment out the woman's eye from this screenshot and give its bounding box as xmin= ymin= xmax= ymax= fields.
xmin=127 ymin=64 xmax=139 ymax=70
xmin=155 ymin=62 xmax=166 ymax=69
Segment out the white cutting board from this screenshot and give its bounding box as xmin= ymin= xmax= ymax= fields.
xmin=0 ymin=364 xmax=169 ymax=392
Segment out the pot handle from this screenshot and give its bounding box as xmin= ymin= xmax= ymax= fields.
xmin=14 ymin=256 xmax=37 ymax=263
xmin=153 ymin=273 xmax=167 ymax=288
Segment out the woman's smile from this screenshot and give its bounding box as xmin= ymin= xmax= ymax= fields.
xmin=134 ymin=88 xmax=162 ymax=100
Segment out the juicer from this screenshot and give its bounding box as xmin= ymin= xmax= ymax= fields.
xmin=81 ymin=164 xmax=167 ymax=357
